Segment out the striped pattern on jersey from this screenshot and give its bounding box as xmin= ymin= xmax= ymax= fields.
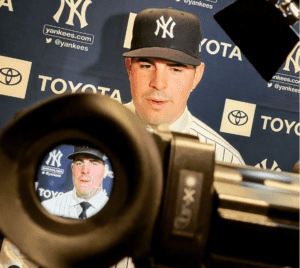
xmin=187 ymin=114 xmax=245 ymax=165
xmin=42 ymin=189 xmax=109 ymax=219
xmin=110 ymin=257 xmax=134 ymax=268
xmin=42 ymin=191 xmax=79 ymax=219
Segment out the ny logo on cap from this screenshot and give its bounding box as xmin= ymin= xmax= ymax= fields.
xmin=155 ymin=16 xmax=176 ymax=38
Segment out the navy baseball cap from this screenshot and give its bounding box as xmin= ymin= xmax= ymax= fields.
xmin=123 ymin=8 xmax=202 ymax=66
xmin=68 ymin=146 xmax=105 ymax=162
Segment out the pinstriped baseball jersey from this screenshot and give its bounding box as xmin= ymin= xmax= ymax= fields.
xmin=110 ymin=257 xmax=134 ymax=268
xmin=41 ymin=188 xmax=109 ymax=219
xmin=125 ymin=102 xmax=245 ymax=165
xmin=181 ymin=109 xmax=245 ymax=165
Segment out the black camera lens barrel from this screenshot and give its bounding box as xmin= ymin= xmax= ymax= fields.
xmin=210 ymin=163 xmax=299 ymax=268
xmin=0 ymin=93 xmax=163 ymax=268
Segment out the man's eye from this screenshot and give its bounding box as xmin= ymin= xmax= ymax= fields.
xmin=172 ymin=67 xmax=183 ymax=73
xmin=75 ymin=161 xmax=84 ymax=166
xmin=92 ymin=161 xmax=100 ymax=166
xmin=140 ymin=63 xmax=152 ymax=69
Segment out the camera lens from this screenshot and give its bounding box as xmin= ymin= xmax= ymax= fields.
xmin=36 ymin=144 xmax=114 ymax=220
xmin=0 ymin=93 xmax=163 ymax=268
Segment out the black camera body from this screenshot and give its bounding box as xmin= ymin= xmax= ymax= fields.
xmin=0 ymin=94 xmax=298 ymax=268
xmin=136 ymin=128 xmax=299 ymax=268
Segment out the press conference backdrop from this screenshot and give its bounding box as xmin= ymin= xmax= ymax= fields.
xmin=0 ymin=0 xmax=299 ymax=204
xmin=36 ymin=144 xmax=114 ymax=202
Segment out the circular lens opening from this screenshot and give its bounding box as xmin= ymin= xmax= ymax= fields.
xmin=35 ymin=144 xmax=114 ymax=220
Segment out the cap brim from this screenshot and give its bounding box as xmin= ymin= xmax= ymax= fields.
xmin=123 ymin=47 xmax=201 ymax=66
xmin=68 ymin=152 xmax=104 ymax=162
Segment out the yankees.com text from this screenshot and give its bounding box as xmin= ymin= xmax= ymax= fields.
xmin=43 ymin=25 xmax=93 ymax=44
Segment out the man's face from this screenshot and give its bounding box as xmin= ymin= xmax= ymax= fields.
xmin=72 ymin=156 xmax=105 ymax=199
xmin=126 ymin=57 xmax=205 ymax=127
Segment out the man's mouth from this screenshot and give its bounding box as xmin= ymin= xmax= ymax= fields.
xmin=79 ymin=178 xmax=90 ymax=185
xmin=79 ymin=176 xmax=93 ymax=186
xmin=147 ymin=99 xmax=169 ymax=109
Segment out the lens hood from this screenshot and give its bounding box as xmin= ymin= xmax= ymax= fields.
xmin=0 ymin=93 xmax=163 ymax=268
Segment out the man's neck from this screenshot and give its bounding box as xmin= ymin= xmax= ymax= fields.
xmin=146 ymin=109 xmax=189 ymax=133
xmin=124 ymin=101 xmax=189 ymax=132
xmin=75 ymin=188 xmax=102 ymax=201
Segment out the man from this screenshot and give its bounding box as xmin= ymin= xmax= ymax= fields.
xmin=42 ymin=145 xmax=109 ymax=219
xmin=124 ymin=7 xmax=245 ymax=165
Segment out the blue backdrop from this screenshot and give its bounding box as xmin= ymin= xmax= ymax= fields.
xmin=0 ymin=0 xmax=299 ymax=201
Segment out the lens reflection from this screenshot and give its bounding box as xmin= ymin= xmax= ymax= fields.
xmin=36 ymin=144 xmax=113 ymax=219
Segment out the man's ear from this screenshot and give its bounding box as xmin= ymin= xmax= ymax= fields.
xmin=192 ymin=62 xmax=205 ymax=90
xmin=104 ymin=165 xmax=108 ymax=178
xmin=125 ymin=57 xmax=132 ymax=80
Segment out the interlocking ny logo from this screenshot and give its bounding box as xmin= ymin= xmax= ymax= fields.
xmin=0 ymin=68 xmax=22 ymax=86
xmin=255 ymin=159 xmax=281 ymax=172
xmin=228 ymin=110 xmax=248 ymax=126
xmin=155 ymin=16 xmax=176 ymax=38
xmin=283 ymin=42 xmax=300 ymax=74
xmin=53 ymin=0 xmax=92 ymax=29
xmin=45 ymin=150 xmax=63 ymax=167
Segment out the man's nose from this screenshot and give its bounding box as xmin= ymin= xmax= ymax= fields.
xmin=82 ymin=162 xmax=90 ymax=173
xmin=150 ymin=68 xmax=167 ymax=91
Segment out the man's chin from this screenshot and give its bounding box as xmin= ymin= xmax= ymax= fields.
xmin=140 ymin=114 xmax=171 ymax=127
xmin=76 ymin=189 xmax=93 ymax=199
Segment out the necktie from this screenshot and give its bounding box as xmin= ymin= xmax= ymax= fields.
xmin=79 ymin=202 xmax=91 ymax=219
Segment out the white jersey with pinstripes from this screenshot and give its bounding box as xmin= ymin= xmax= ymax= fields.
xmin=175 ymin=108 xmax=245 ymax=165
xmin=41 ymin=188 xmax=109 ymax=219
xmin=125 ymin=102 xmax=245 ymax=165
